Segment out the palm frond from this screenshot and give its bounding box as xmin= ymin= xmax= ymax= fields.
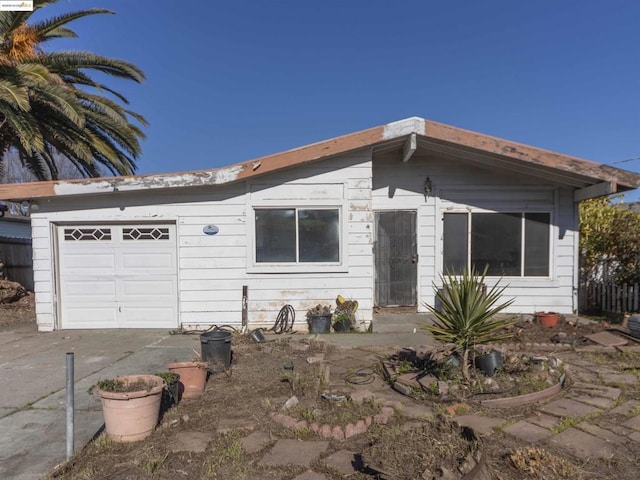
xmin=30 ymin=8 xmax=113 ymax=40
xmin=0 ymin=1 xmax=145 ymax=179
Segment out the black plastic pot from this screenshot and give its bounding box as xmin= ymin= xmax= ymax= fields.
xmin=200 ymin=330 xmax=232 ymax=371
xmin=165 ymin=376 xmax=180 ymax=405
xmin=249 ymin=328 xmax=266 ymax=343
xmin=332 ymin=320 xmax=351 ymax=333
xmin=475 ymin=351 xmax=503 ymax=377
xmin=307 ymin=314 xmax=331 ymax=334
xmin=156 ymin=373 xmax=180 ymax=414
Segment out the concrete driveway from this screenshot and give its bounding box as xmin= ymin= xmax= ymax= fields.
xmin=0 ymin=324 xmax=198 ymax=480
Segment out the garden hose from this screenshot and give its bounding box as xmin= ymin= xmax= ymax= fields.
xmin=345 ymin=367 xmax=376 ymax=385
xmin=271 ymin=304 xmax=295 ymax=334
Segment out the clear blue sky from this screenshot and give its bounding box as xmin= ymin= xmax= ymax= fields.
xmin=40 ymin=1 xmax=640 ymax=197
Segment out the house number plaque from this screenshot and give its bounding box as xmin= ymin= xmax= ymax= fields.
xmin=203 ymin=225 xmax=219 ymax=236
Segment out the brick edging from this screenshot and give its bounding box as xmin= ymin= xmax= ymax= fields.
xmin=270 ymin=400 xmax=402 ymax=440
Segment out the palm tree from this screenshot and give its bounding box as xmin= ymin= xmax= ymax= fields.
xmin=0 ymin=0 xmax=147 ymax=180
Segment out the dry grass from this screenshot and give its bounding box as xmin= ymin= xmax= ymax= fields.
xmin=508 ymin=446 xmax=581 ymax=478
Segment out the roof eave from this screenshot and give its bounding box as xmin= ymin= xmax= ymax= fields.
xmin=0 ymin=116 xmax=637 ymax=202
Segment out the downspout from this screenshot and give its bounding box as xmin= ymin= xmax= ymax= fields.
xmin=573 ymin=199 xmax=580 ymax=314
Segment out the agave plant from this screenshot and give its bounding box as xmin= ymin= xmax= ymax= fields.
xmin=421 ymin=266 xmax=515 ymax=382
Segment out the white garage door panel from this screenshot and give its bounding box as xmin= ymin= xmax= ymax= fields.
xmin=63 ymin=306 xmax=119 ymax=327
xmin=61 ymin=253 xmax=116 ymax=277
xmin=120 ymin=279 xmax=175 ymax=297
xmin=120 ymin=252 xmax=176 ymax=272
xmin=121 ymin=306 xmax=176 ymax=325
xmin=58 ymin=224 xmax=178 ymax=329
xmin=63 ymin=280 xmax=117 ymax=301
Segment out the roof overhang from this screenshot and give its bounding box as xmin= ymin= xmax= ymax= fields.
xmin=0 ymin=117 xmax=638 ymax=202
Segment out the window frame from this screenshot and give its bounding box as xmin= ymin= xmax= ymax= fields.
xmin=442 ymin=209 xmax=553 ymax=279
xmin=248 ymin=201 xmax=348 ymax=274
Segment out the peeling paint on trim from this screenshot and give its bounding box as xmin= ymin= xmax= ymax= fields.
xmin=52 ymin=165 xmax=245 ymax=196
xmin=382 ymin=117 xmax=425 ymax=140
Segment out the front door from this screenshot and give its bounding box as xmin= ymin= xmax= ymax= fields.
xmin=375 ymin=211 xmax=417 ymax=306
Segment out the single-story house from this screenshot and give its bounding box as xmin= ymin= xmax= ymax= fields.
xmin=0 ymin=117 xmax=638 ymax=332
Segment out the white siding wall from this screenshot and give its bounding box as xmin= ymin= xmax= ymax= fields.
xmin=31 ymin=146 xmax=581 ymax=332
xmin=372 ymin=152 xmax=578 ymax=314
xmin=32 ymin=151 xmax=373 ymax=331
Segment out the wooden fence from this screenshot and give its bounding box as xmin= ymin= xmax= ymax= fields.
xmin=0 ymin=237 xmax=33 ymax=291
xmin=579 ymin=281 xmax=639 ymax=314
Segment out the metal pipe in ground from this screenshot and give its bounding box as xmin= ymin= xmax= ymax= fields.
xmin=242 ymin=285 xmax=248 ymax=333
xmin=66 ymin=352 xmax=74 ymax=460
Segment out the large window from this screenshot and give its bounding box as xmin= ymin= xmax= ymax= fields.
xmin=255 ymin=208 xmax=340 ymax=263
xmin=443 ymin=212 xmax=550 ymax=277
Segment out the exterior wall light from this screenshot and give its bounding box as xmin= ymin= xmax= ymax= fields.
xmin=424 ymin=177 xmax=433 ymax=201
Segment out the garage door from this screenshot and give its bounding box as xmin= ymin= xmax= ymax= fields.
xmin=57 ymin=224 xmax=178 ymax=329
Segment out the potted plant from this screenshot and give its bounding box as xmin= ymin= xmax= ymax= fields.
xmin=332 ymin=312 xmax=353 ymax=332
xmin=535 ymin=311 xmax=559 ymax=327
xmin=421 ymin=266 xmax=515 ymax=382
xmin=333 ymin=295 xmax=358 ymax=332
xmin=156 ymin=371 xmax=181 ymax=410
xmin=166 ymin=360 xmax=209 ymax=398
xmin=91 ymin=374 xmax=165 ymax=442
xmin=306 ymin=304 xmax=333 ymax=333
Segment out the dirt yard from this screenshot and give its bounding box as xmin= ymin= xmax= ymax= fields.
xmin=1 ymin=299 xmax=637 ymax=480
xmin=48 ymin=320 xmax=639 ymax=480
xmin=0 ymin=291 xmax=35 ymax=331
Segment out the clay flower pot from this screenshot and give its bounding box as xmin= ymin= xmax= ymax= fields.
xmin=96 ymin=374 xmax=165 ymax=442
xmin=167 ymin=362 xmax=209 ymax=398
xmin=535 ymin=312 xmax=559 ymax=328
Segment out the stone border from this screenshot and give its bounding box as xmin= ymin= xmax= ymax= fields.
xmin=487 ymin=342 xmax=573 ymax=352
xmin=479 ymin=373 xmax=566 ymax=408
xmin=270 ymin=400 xmax=401 ymax=440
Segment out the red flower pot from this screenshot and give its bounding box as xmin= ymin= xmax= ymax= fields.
xmin=535 ymin=312 xmax=559 ymax=328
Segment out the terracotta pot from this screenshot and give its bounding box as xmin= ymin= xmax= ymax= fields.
xmin=96 ymin=374 xmax=165 ymax=442
xmin=535 ymin=312 xmax=559 ymax=327
xmin=166 ymin=362 xmax=208 ymax=398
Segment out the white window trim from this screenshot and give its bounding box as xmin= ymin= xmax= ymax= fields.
xmin=247 ymin=199 xmax=349 ymax=274
xmin=437 ymin=207 xmax=557 ymax=287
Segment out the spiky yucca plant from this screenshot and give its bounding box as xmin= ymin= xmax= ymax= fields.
xmin=422 ymin=266 xmax=515 ymax=382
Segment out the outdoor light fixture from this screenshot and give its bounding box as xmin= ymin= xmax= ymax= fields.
xmin=424 ymin=177 xmax=433 ymax=201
